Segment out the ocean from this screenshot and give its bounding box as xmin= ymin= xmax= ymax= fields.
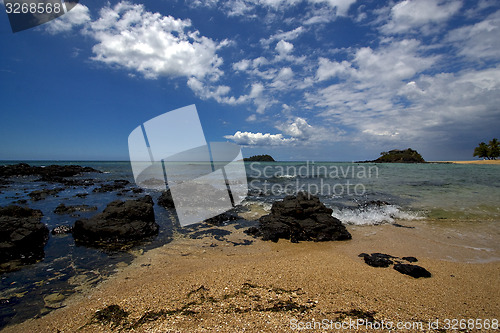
xmin=0 ymin=160 xmax=499 ymax=328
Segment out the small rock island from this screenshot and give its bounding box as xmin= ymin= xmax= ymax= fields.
xmin=365 ymin=148 xmax=426 ymax=163
xmin=243 ymin=154 xmax=275 ymax=162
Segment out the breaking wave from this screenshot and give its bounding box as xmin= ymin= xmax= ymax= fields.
xmin=331 ymin=204 xmax=423 ymax=226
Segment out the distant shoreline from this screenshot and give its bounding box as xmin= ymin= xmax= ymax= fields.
xmin=431 ymin=160 xmax=500 ymax=165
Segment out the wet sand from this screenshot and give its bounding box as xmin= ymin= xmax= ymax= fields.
xmin=2 ymin=220 xmax=499 ymax=333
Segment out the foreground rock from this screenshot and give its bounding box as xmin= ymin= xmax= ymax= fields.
xmin=359 ymin=253 xmax=394 ymax=267
xmin=359 ymin=253 xmax=431 ymax=278
xmin=393 ymin=263 xmax=431 ymax=278
xmin=72 ymin=196 xmax=158 ymax=247
xmin=28 ymin=188 xmax=64 ymax=201
xmin=0 ymin=205 xmax=48 ymax=265
xmin=157 ymin=189 xmax=174 ymax=208
xmin=246 ymin=192 xmax=351 ymax=243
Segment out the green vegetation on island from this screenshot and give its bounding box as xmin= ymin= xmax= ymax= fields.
xmin=473 ymin=138 xmax=499 ymax=160
xmin=370 ymin=149 xmax=426 ymax=163
xmin=243 ymin=154 xmax=276 ymax=162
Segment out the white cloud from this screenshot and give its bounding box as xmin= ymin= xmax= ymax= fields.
xmin=85 ymin=2 xmax=224 ymax=80
xmin=316 ymin=58 xmax=352 ymax=81
xmin=270 ymin=67 xmax=294 ymax=90
xmin=44 ymin=4 xmax=91 ymax=34
xmin=224 ymin=131 xmax=295 ymax=146
xmin=220 ymin=0 xmax=355 ymax=20
xmin=381 ymin=0 xmax=462 ymax=35
xmin=353 ymin=39 xmax=438 ymax=88
xmin=446 ymin=10 xmax=500 ymax=61
xmin=260 ymin=26 xmax=306 ymax=47
xmin=246 ymin=114 xmax=257 ymax=122
xmin=278 ymin=117 xmax=313 ymax=139
xmin=233 ymin=59 xmax=251 ymax=71
xmin=308 ymin=0 xmax=357 ymax=16
xmin=187 ymin=78 xmax=232 ymax=102
xmin=275 ymin=40 xmax=294 ymax=55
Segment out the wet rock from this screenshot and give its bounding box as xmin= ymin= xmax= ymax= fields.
xmin=91 ymin=305 xmax=129 ymax=328
xmin=92 ymin=179 xmax=130 ymax=193
xmin=54 ymin=203 xmax=97 ymax=215
xmin=28 ymin=188 xmax=64 ymax=201
xmin=0 ymin=163 xmax=100 ymax=178
xmin=72 ymin=196 xmax=158 ymax=247
xmin=157 ymin=189 xmax=175 ymax=208
xmin=393 ymin=263 xmax=431 ymax=278
xmin=203 ymin=211 xmax=239 ymax=225
xmin=246 ymin=192 xmax=351 ymax=243
xmin=0 ymin=205 xmax=48 ymax=264
xmin=392 ymin=223 xmax=415 ymax=229
xmin=40 ymin=176 xmax=95 ymax=186
xmin=359 ymin=253 xmax=394 ymax=268
xmin=359 ymin=253 xmax=431 ymax=278
xmin=51 ymin=225 xmax=73 ymax=235
xmin=43 ymin=293 xmax=65 ymax=309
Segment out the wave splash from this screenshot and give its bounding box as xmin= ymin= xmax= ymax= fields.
xmin=331 ymin=204 xmax=423 ymax=226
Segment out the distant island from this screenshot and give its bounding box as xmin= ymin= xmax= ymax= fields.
xmin=243 ymin=154 xmax=275 ymax=162
xmin=361 ymin=149 xmax=426 ymax=163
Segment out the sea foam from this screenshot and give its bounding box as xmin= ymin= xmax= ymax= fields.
xmin=331 ymin=204 xmax=422 ymax=226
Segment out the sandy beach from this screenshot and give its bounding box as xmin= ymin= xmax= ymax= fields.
xmin=3 ymin=218 xmax=498 ymax=333
xmin=433 ymin=160 xmax=500 ymax=165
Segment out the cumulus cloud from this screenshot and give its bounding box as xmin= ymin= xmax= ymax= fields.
xmin=275 ymin=40 xmax=294 ymax=55
xmin=316 ymin=58 xmax=352 ymax=81
xmin=84 ymin=2 xmax=225 ymax=80
xmin=278 ymin=117 xmax=314 ymax=139
xmin=226 ymin=116 xmax=335 ymax=147
xmin=44 ymin=4 xmax=91 ymax=34
xmin=381 ymin=0 xmax=462 ymax=35
xmin=224 ymin=131 xmax=295 ymax=146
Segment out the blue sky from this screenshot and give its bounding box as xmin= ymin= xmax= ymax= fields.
xmin=1 ymin=0 xmax=499 ymax=161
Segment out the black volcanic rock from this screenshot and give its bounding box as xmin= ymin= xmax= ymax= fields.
xmin=393 ymin=263 xmax=431 ymax=278
xmin=28 ymin=188 xmax=64 ymax=201
xmin=246 ymin=192 xmax=351 ymax=243
xmin=0 ymin=205 xmax=48 ymax=265
xmin=359 ymin=253 xmax=431 ymax=278
xmin=157 ymin=189 xmax=175 ymax=209
xmin=72 ymin=196 xmax=158 ymax=247
xmin=0 ymin=163 xmax=101 ymax=178
xmin=359 ymin=253 xmax=394 ymax=268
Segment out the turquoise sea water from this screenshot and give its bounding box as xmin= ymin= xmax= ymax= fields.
xmin=0 ymin=160 xmax=499 ymax=328
xmin=244 ymin=161 xmax=500 ymax=224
